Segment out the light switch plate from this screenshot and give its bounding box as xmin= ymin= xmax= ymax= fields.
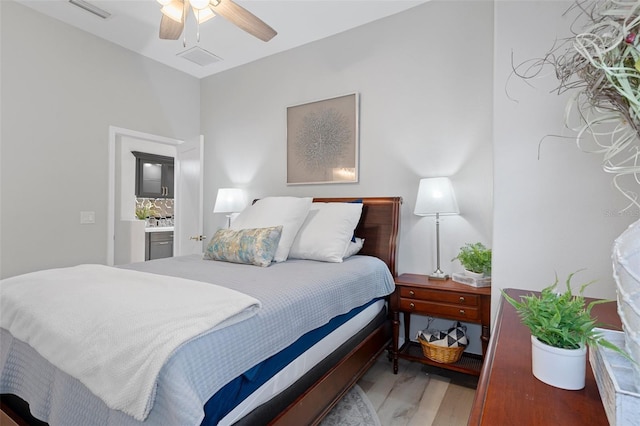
xmin=80 ymin=211 xmax=95 ymax=224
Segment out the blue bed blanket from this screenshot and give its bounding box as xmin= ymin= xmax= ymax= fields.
xmin=0 ymin=254 xmax=395 ymax=426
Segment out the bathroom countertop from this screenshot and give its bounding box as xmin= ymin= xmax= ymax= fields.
xmin=144 ymin=226 xmax=174 ymax=233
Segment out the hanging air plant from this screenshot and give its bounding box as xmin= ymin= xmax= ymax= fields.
xmin=512 ymin=0 xmax=640 ymax=210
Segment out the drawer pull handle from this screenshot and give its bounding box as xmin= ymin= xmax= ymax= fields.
xmin=459 ymin=296 xmax=465 ymax=302
xmin=459 ymin=309 xmax=465 ymax=315
xmin=409 ymin=302 xmax=415 ymax=309
xmin=409 ymin=290 xmax=415 ymax=296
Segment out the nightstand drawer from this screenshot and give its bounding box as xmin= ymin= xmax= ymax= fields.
xmin=399 ymin=287 xmax=479 ymax=307
xmin=399 ymin=298 xmax=481 ymax=321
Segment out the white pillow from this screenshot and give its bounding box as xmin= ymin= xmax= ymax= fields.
xmin=343 ymin=237 xmax=365 ymax=259
xmin=231 ymin=196 xmax=312 ymax=262
xmin=288 ymin=202 xmax=363 ymax=262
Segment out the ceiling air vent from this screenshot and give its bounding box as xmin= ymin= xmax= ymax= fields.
xmin=177 ymin=46 xmax=222 ymax=67
xmin=68 ymin=0 xmax=111 ymax=19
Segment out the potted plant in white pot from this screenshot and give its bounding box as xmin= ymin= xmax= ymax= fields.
xmin=501 ymin=271 xmax=630 ymax=390
xmin=452 ymin=242 xmax=492 ymax=278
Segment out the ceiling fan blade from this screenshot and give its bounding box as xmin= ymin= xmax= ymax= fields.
xmin=159 ymin=14 xmax=184 ymax=40
xmin=210 ymin=0 xmax=277 ymax=42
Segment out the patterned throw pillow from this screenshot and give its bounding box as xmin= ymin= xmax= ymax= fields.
xmin=417 ymin=321 xmax=468 ymax=348
xmin=203 ymin=226 xmax=283 ymax=267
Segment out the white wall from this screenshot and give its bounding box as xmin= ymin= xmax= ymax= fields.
xmin=493 ymin=1 xmax=639 ymax=312
xmin=200 ymin=0 xmax=494 ymax=353
xmin=200 ymin=0 xmax=494 ymax=276
xmin=0 ymin=1 xmax=201 ymax=278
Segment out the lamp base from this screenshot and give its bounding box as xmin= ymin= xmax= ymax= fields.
xmin=428 ymin=274 xmax=450 ymax=281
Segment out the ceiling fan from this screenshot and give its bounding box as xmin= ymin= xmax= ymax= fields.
xmin=157 ymin=0 xmax=277 ymax=43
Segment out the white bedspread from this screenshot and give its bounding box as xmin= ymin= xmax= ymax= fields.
xmin=0 ymin=264 xmax=261 ymax=421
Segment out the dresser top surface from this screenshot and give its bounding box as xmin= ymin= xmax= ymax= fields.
xmin=469 ymin=288 xmax=621 ymax=425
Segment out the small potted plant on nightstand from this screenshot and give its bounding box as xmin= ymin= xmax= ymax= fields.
xmin=501 ymin=271 xmax=630 ymax=390
xmin=452 ymin=242 xmax=492 ymax=278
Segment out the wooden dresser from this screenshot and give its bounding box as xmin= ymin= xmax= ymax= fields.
xmin=469 ymin=288 xmax=621 ymax=425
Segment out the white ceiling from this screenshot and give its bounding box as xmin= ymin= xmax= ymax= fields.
xmin=16 ymin=0 xmax=427 ymax=79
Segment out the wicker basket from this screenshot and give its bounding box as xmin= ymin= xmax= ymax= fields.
xmin=418 ymin=336 xmax=465 ymax=364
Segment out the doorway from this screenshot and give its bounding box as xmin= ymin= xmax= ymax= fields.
xmin=107 ymin=126 xmax=202 ymax=266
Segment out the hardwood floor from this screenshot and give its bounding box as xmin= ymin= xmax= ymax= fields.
xmin=358 ymin=354 xmax=478 ymax=426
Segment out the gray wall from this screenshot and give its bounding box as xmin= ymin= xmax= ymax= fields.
xmin=493 ymin=1 xmax=638 ymax=306
xmin=200 ymin=0 xmax=495 ymax=280
xmin=0 ymin=1 xmax=200 ymax=278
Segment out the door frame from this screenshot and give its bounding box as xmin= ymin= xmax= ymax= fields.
xmin=107 ymin=126 xmax=183 ymax=266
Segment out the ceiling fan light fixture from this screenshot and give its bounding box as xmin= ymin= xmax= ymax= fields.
xmin=156 ymin=0 xmax=173 ymax=5
xmin=161 ymin=2 xmax=184 ymax=23
xmin=157 ymin=0 xmax=277 ymax=44
xmin=194 ymin=6 xmax=215 ymax=24
xmin=190 ymin=0 xmax=210 ymax=10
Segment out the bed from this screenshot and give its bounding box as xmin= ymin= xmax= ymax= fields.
xmin=0 ymin=196 xmax=401 ymax=426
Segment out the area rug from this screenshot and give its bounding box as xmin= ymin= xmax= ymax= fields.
xmin=320 ymin=384 xmax=381 ymax=426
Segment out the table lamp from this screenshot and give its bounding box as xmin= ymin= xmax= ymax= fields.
xmin=414 ymin=177 xmax=459 ymax=280
xmin=213 ymin=188 xmax=246 ymax=228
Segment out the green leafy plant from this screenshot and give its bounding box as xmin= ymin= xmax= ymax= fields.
xmin=135 ymin=205 xmax=156 ymax=220
xmin=452 ymin=242 xmax=492 ymax=276
xmin=501 ymin=271 xmax=630 ymax=359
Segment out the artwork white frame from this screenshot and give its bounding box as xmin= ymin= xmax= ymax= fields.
xmin=286 ymin=93 xmax=359 ymax=185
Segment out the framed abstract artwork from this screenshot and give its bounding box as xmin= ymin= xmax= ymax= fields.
xmin=286 ymin=93 xmax=359 ymax=185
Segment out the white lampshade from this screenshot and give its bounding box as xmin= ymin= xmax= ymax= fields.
xmin=213 ymin=188 xmax=246 ymax=214
xmin=414 ymin=177 xmax=459 ymax=216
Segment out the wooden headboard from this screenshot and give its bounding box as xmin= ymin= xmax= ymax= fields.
xmin=313 ymin=197 xmax=402 ymax=277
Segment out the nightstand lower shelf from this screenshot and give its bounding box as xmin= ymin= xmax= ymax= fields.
xmin=398 ymin=341 xmax=483 ymax=376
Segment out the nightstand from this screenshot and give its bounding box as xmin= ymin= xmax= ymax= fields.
xmin=390 ymin=273 xmax=491 ymax=376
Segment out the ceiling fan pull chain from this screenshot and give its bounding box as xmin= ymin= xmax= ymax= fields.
xmin=196 ymin=11 xmax=201 ymax=42
xmin=183 ymin=0 xmax=188 ymax=47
